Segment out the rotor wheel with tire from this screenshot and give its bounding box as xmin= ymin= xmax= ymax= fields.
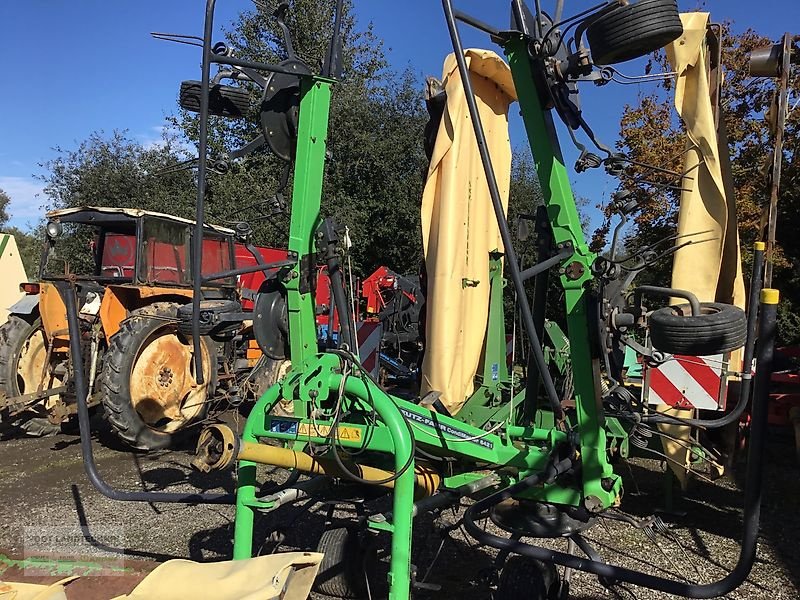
xmin=649 ymin=302 xmax=747 ymax=356
xmin=496 ymin=556 xmax=560 ymax=600
xmin=586 ymin=0 xmax=683 ymax=65
xmin=0 ymin=315 xmax=63 ymax=436
xmin=313 ymin=527 xmax=369 ymax=599
xmin=99 ymin=303 xmax=216 ymax=451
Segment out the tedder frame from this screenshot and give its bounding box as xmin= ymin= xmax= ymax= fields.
xmin=57 ymin=1 xmax=777 ymax=599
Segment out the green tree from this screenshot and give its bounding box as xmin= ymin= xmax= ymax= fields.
xmin=171 ymin=0 xmax=429 ymax=276
xmin=0 ymin=188 xmax=10 ymax=228
xmin=39 ymin=130 xmax=195 ymax=218
xmin=35 ymin=131 xmax=198 ymax=278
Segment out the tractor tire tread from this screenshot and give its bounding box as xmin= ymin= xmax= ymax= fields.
xmin=98 ymin=302 xmax=211 ymax=451
xmin=586 ymin=0 xmax=683 ymax=65
xmin=0 ymin=315 xmax=61 ymax=436
xmin=313 ymin=527 xmax=366 ymax=599
xmin=496 ymin=556 xmax=558 ymax=600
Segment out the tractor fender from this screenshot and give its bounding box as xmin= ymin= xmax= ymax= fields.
xmin=8 ymin=293 xmax=40 ymax=316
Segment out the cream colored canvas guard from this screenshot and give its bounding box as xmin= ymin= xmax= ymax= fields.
xmin=0 ymin=577 xmax=73 ymax=600
xmin=660 ymin=13 xmax=746 ymax=488
xmin=0 ymin=233 xmax=27 ymax=326
xmin=1 ymin=553 xmax=322 ymax=600
xmin=112 ymin=553 xmax=322 ymax=600
xmin=420 ymin=49 xmax=517 ymax=415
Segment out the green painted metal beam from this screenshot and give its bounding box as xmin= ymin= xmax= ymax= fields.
xmin=504 ymin=36 xmax=621 ymax=509
xmin=285 ymin=77 xmax=334 ymax=368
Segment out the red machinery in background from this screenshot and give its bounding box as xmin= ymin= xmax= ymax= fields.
xmin=234 ymin=245 xmax=422 ymax=380
xmin=234 ymin=244 xmax=288 ymax=310
xmin=769 ymin=346 xmax=800 ymax=461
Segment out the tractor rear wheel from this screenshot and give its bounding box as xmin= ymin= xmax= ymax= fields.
xmin=99 ymin=303 xmax=216 ymax=451
xmin=251 ymin=358 xmax=293 ymax=416
xmin=0 ymin=315 xmax=63 ymax=436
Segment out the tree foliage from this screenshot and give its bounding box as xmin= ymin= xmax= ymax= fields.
xmin=0 ymin=187 xmax=41 ymax=277
xmin=610 ymin=27 xmax=800 ymax=342
xmin=170 ymin=0 xmax=430 ymax=276
xmin=503 ymin=149 xmax=546 ymax=326
xmin=0 ymin=188 xmax=10 ymax=229
xmin=34 ymin=131 xmax=198 ymax=279
xmin=39 ymin=131 xmax=196 ymax=219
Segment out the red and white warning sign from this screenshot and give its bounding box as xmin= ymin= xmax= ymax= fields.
xmin=643 ymin=354 xmax=729 ymax=411
xmin=355 ymin=321 xmax=382 ymax=378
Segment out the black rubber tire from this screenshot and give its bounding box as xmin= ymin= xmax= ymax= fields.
xmin=586 ymin=0 xmax=683 ymax=65
xmin=99 ymin=303 xmax=216 ymax=451
xmin=0 ymin=315 xmax=62 ymax=436
xmin=649 ymin=302 xmax=747 ymax=356
xmin=179 ymin=80 xmax=251 ymax=118
xmin=496 ymin=556 xmax=559 ymax=600
xmin=313 ymin=527 xmax=367 ymax=599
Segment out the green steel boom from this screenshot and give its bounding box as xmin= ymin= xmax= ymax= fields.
xmin=228 ymin=32 xmax=621 ymax=600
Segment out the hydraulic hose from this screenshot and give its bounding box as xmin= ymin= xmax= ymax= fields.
xmin=319 ymin=219 xmax=355 ymax=351
xmin=462 ymin=289 xmax=779 ymax=598
xmin=55 ymin=280 xmax=234 ymax=505
xmin=463 ymin=454 xmax=575 ymax=529
xmin=328 ymin=256 xmax=354 ymax=351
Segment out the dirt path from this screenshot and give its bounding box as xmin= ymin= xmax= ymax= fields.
xmin=0 ymin=426 xmax=798 ymax=599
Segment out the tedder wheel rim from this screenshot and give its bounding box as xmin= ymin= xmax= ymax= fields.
xmin=15 ymin=325 xmax=62 ymax=409
xmin=129 ymin=325 xmax=211 ymax=433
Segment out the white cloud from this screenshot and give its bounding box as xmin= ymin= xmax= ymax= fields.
xmin=0 ymin=176 xmax=47 ymax=230
xmin=137 ymin=124 xmax=194 ymax=155
xmin=137 ymin=125 xmax=170 ymax=150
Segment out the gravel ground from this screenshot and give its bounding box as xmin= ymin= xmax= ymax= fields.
xmin=0 ymin=419 xmax=797 ymax=599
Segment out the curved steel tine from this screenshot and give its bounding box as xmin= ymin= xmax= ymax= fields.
xmin=151 ymin=32 xmax=204 ymax=48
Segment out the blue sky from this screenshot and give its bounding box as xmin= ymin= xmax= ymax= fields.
xmin=1 ymin=1 xmax=797 ymax=230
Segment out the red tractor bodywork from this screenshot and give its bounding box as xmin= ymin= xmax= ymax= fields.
xmin=234 ymin=245 xmax=289 ymax=310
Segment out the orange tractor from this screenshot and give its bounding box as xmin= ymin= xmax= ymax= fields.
xmin=0 ymin=207 xmax=286 ymax=449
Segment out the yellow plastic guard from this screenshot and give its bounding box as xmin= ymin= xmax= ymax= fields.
xmin=111 ymin=553 xmax=322 ymax=600
xmin=0 ymin=577 xmax=74 ymax=600
xmin=0 ymin=234 xmax=27 ymax=326
xmin=420 ymin=49 xmax=517 ymax=415
xmin=666 ymin=12 xmax=745 ymax=314
xmin=659 ymin=12 xmax=746 ymax=489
